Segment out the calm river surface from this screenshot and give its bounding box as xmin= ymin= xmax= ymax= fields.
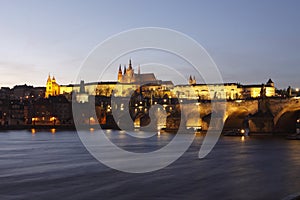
xmin=1 ymin=130 xmax=300 ymax=200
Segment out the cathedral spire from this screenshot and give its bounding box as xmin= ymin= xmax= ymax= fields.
xmin=123 ymin=65 xmax=127 ymax=74
xmin=128 ymin=58 xmax=132 ymax=70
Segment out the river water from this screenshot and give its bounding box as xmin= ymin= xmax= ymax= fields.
xmin=1 ymin=130 xmax=300 ymax=200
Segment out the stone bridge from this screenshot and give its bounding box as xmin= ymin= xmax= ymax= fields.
xmin=181 ymin=97 xmax=300 ymax=133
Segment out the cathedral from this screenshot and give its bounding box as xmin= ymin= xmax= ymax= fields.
xmin=117 ymin=59 xmax=158 ymax=84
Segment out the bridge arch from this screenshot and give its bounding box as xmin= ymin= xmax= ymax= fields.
xmin=274 ymin=109 xmax=300 ymax=133
xmin=223 ymin=108 xmax=250 ymax=130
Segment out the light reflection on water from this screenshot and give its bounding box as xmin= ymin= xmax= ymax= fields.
xmin=0 ymin=130 xmax=300 ymax=199
xmin=51 ymin=128 xmax=56 ymax=134
xmin=31 ymin=128 xmax=36 ymax=135
xmin=241 ymin=135 xmax=245 ymax=142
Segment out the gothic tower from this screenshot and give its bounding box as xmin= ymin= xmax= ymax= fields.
xmin=128 ymin=58 xmax=132 ymax=70
xmin=117 ymin=65 xmax=123 ymax=82
xmin=127 ymin=59 xmax=134 ymax=78
xmin=188 ymin=75 xmax=196 ymax=85
xmin=123 ymin=65 xmax=127 ymax=74
xmin=45 ymin=74 xmax=52 ymax=98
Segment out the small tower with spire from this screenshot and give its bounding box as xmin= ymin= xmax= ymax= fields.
xmin=128 ymin=58 xmax=132 ymax=70
xmin=266 ymin=78 xmax=274 ymax=87
xmin=126 ymin=59 xmax=134 ymax=80
xmin=188 ymin=75 xmax=196 ymax=85
xmin=47 ymin=74 xmax=51 ymax=82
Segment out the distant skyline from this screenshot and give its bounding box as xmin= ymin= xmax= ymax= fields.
xmin=0 ymin=0 xmax=299 ymax=89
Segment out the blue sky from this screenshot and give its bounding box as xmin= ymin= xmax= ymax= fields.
xmin=0 ymin=0 xmax=299 ymax=88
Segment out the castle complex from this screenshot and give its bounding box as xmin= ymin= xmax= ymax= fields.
xmin=45 ymin=59 xmax=276 ymax=100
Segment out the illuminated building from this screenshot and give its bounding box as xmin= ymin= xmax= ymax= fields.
xmin=45 ymin=74 xmax=60 ymax=98
xmin=118 ymin=59 xmax=159 ymax=84
xmin=45 ymin=60 xmax=275 ymax=101
xmin=172 ymin=78 xmax=275 ymax=100
xmin=45 ymin=59 xmax=174 ymax=100
xmin=241 ymin=79 xmax=275 ymax=98
xmin=172 ymin=83 xmax=242 ymax=100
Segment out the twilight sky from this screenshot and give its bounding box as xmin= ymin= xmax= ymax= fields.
xmin=0 ymin=0 xmax=299 ymax=89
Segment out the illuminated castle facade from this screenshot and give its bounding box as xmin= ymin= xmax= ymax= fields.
xmin=173 ymin=77 xmax=275 ymax=100
xmin=45 ymin=59 xmax=275 ymax=100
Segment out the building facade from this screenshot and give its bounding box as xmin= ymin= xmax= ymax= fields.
xmin=45 ymin=75 xmax=60 ymax=98
xmin=172 ymin=77 xmax=275 ymax=100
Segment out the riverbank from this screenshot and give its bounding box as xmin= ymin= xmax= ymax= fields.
xmin=0 ymin=123 xmax=121 ymax=131
xmin=0 ymin=125 xmax=294 ymax=138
